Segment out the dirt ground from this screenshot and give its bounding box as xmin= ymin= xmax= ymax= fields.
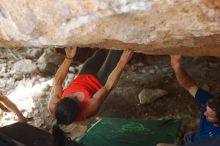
xmin=1 ymin=48 xmax=220 ymax=144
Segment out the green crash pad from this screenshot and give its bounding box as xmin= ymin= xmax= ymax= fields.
xmin=79 ymin=118 xmax=181 ymax=146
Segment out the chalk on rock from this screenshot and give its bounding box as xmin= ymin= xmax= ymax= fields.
xmin=138 ymin=88 xmax=168 ymax=104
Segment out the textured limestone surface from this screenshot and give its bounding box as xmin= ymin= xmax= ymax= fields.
xmin=0 ymin=0 xmax=220 ymax=56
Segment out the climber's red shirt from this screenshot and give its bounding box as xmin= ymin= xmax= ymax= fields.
xmin=61 ymin=74 xmax=103 ymax=121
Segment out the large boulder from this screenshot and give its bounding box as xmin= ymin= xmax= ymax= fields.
xmin=0 ymin=0 xmax=219 ymax=56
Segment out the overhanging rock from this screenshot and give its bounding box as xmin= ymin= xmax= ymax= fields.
xmin=0 ymin=0 xmax=219 ymax=56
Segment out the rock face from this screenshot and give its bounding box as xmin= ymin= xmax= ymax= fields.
xmin=138 ymin=88 xmax=168 ymax=105
xmin=0 ymin=0 xmax=220 ymax=56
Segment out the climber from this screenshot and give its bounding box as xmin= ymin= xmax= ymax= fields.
xmin=157 ymin=55 xmax=220 ymax=146
xmin=0 ymin=93 xmax=27 ymax=123
xmin=48 ymin=46 xmax=133 ymax=146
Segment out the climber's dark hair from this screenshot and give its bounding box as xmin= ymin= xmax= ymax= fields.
xmin=52 ymin=98 xmax=83 ymax=146
xmin=208 ymin=96 xmax=220 ymax=126
xmin=52 ymin=123 xmax=84 ymax=146
xmin=55 ymin=98 xmax=80 ymax=125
